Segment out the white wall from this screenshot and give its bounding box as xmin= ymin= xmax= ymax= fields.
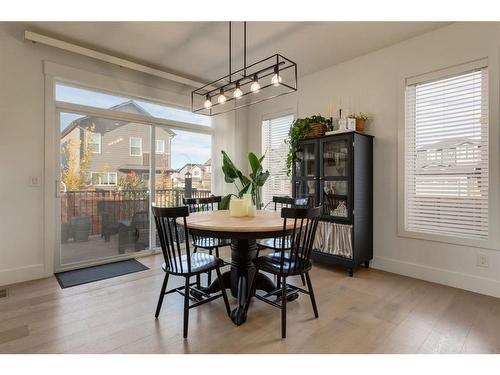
xmin=212 ymin=107 xmax=249 ymax=197
xmin=0 ymin=23 xmax=244 ymax=286
xmin=246 ymin=22 xmax=500 ymax=298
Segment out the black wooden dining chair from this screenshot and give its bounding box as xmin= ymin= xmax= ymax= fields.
xmin=183 ymin=196 xmax=231 ymax=287
xmin=152 ymin=204 xmax=231 ymax=339
xmin=257 ymin=196 xmax=310 ymax=285
xmin=258 ymin=196 xmax=310 ymax=251
xmin=246 ymin=206 xmax=321 ymax=338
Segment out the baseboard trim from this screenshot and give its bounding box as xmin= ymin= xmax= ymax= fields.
xmin=372 ymin=256 xmax=500 ymax=299
xmin=0 ymin=264 xmax=46 ymax=287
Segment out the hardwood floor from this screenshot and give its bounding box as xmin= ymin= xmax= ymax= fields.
xmin=0 ymin=250 xmax=499 ymax=354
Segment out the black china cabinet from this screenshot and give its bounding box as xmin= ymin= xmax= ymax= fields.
xmin=293 ymin=131 xmax=373 ymax=276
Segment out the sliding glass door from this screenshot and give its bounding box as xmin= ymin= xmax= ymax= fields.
xmin=58 ymin=111 xmax=153 ymax=268
xmin=53 ymin=82 xmax=213 ymax=272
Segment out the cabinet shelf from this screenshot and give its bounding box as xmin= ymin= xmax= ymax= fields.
xmin=324 ymin=194 xmax=347 ymax=199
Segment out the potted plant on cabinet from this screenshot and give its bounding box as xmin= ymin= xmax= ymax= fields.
xmin=285 ymin=114 xmax=331 ymax=176
xmin=355 ymin=112 xmax=369 ymax=132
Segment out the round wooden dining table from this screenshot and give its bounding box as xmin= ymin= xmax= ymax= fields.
xmin=179 ymin=209 xmax=297 ymax=325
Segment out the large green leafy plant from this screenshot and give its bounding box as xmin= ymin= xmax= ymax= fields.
xmin=285 ymin=114 xmax=330 ymax=176
xmin=220 ymin=150 xmax=270 ymax=210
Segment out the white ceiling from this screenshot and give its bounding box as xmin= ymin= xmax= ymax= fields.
xmin=26 ymin=22 xmax=449 ymax=84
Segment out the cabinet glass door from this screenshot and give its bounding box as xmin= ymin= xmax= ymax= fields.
xmin=295 ymin=141 xmax=318 ymax=178
xmin=320 ymin=136 xmax=352 ymax=221
xmin=321 ymin=180 xmax=350 ymax=220
xmin=294 ymin=179 xmax=318 ymax=206
xmin=321 ymin=138 xmax=350 ymax=178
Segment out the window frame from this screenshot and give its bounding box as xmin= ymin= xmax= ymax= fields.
xmin=88 ymin=132 xmax=101 ymax=154
xmin=129 ymin=137 xmax=143 ymax=156
xmin=91 ymin=171 xmax=117 ymax=186
xmin=54 ymin=81 xmax=211 ymax=128
xmin=397 ymin=58 xmax=497 ymax=250
xmin=260 ymin=112 xmax=295 ymax=208
xmin=155 ymin=139 xmax=165 ymax=154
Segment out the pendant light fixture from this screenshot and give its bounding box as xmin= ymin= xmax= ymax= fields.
xmin=271 ymin=65 xmax=282 ymax=86
xmin=203 ymin=94 xmax=212 ymax=109
xmin=217 ymin=88 xmax=227 ymax=104
xmin=192 ymin=22 xmax=297 ymax=116
xmin=233 ymin=81 xmax=243 ymax=99
xmin=250 ymin=74 xmax=260 ymax=93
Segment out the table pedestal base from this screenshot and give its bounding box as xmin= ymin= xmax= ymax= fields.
xmin=196 ymin=238 xmax=277 ymax=325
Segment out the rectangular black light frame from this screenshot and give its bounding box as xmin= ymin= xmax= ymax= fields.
xmin=191 ymin=54 xmax=298 ymax=116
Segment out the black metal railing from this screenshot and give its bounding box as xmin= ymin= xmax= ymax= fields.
xmin=61 ymin=188 xmax=211 ymax=236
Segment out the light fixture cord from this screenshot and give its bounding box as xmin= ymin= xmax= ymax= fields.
xmin=229 ymin=21 xmax=232 ymax=83
xmin=244 ymin=21 xmax=247 ymax=76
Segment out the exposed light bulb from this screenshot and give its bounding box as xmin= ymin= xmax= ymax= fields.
xmin=250 ymin=75 xmax=260 ymax=93
xmin=233 ymin=82 xmax=243 ymax=99
xmin=271 ymin=73 xmax=282 ymax=86
xmin=203 ymin=95 xmax=212 ymax=109
xmin=250 ymin=81 xmax=260 ymax=93
xmin=217 ymin=89 xmax=227 ymax=104
xmin=233 ymin=87 xmax=243 ymax=98
xmin=271 ymin=66 xmax=282 ymax=86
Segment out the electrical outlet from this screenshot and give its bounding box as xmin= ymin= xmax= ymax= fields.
xmin=28 ymin=176 xmax=40 ymax=187
xmin=477 ymin=253 xmax=489 ymax=268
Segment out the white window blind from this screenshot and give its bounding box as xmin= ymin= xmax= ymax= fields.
xmin=405 ymin=65 xmax=489 ymax=240
xmin=262 ymin=114 xmax=294 ymax=207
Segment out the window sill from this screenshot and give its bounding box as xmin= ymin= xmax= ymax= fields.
xmin=397 ymin=227 xmax=499 ymax=251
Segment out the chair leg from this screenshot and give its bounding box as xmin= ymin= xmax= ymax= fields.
xmin=216 ymin=267 xmax=231 ymax=317
xmin=196 ymin=274 xmax=201 ymax=288
xmin=300 ymin=273 xmax=306 ymax=286
xmin=281 ymin=276 xmax=287 ymax=339
xmin=193 ymin=246 xmax=201 ymax=289
xmin=183 ymin=277 xmax=190 ymax=338
xmin=155 ymin=273 xmax=169 ymax=318
xmin=305 ymin=272 xmax=319 ymax=318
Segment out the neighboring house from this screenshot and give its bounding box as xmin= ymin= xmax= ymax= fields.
xmin=416 ymin=137 xmax=481 ymax=171
xmin=415 ymin=137 xmax=482 ymax=197
xmin=61 ymin=101 xmax=176 ymax=189
xmin=202 ymin=158 xmax=212 ymax=189
xmin=171 ymin=159 xmax=212 ymax=190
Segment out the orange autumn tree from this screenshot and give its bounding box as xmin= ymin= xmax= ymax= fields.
xmin=118 ymin=171 xmax=148 ymax=199
xmin=61 ymin=125 xmax=94 ymax=191
xmin=156 ymin=160 xmax=173 ymax=190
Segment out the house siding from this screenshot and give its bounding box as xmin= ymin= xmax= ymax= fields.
xmin=61 ymin=123 xmax=173 ymax=186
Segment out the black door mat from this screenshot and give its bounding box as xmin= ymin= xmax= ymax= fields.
xmin=55 ymin=259 xmax=149 ymax=289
